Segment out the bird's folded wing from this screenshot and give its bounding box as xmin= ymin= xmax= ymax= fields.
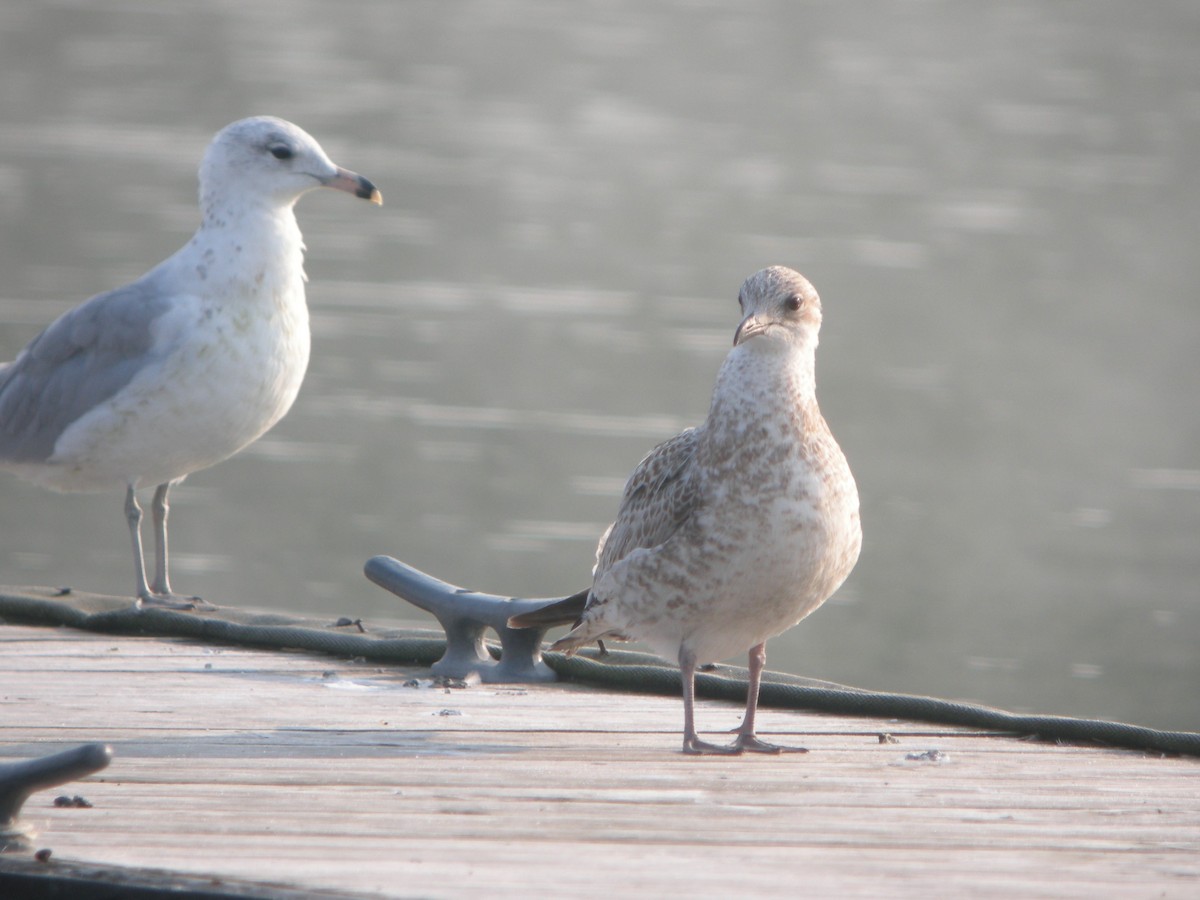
xmin=0 ymin=274 xmax=173 ymax=462
xmin=595 ymin=426 xmax=701 ymax=572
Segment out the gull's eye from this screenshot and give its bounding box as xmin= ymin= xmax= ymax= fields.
xmin=737 ymin=292 xmax=745 ymax=311
xmin=785 ymin=294 xmax=803 ymax=312
xmin=267 ymin=143 xmax=294 ymax=161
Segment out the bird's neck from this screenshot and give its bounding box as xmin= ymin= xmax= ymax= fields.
xmin=197 ymin=192 xmax=304 ymax=246
xmin=721 ymin=340 xmax=818 ymax=403
xmin=182 ymin=198 xmax=307 ymax=295
xmin=703 ymin=341 xmax=820 ymax=445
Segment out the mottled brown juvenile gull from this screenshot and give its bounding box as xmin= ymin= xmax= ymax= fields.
xmin=0 ymin=116 xmax=381 ymax=608
xmin=511 ymin=266 xmax=861 ymax=754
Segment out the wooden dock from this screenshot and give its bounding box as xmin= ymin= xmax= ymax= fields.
xmin=1 ymin=622 xmax=1197 ymax=898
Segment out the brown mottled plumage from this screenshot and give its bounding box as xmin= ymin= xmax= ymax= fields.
xmin=512 ymin=266 xmax=861 ymax=754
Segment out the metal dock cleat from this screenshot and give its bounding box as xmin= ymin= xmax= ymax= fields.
xmin=0 ymin=743 xmax=113 ymax=852
xmin=364 ymin=556 xmax=565 ymax=683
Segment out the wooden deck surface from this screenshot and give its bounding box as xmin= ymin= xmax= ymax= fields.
xmin=1 ymin=623 xmax=1197 ymax=898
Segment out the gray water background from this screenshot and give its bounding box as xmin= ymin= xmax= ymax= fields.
xmin=1 ymin=1 xmax=1197 ymax=731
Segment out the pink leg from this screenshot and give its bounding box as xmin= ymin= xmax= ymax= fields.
xmin=732 ymin=643 xmax=808 ymax=754
xmin=680 ymin=648 xmax=742 ymax=755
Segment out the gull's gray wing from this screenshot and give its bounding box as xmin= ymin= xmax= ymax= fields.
xmin=595 ymin=426 xmax=702 ymax=575
xmin=0 ymin=272 xmax=174 ymax=462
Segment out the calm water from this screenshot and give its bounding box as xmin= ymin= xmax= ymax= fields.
xmin=1 ymin=1 xmax=1197 ymax=730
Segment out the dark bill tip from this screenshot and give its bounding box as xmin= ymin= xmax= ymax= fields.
xmin=734 ymin=315 xmax=766 ymax=346
xmin=356 ymin=175 xmax=383 ymax=205
xmin=325 ymin=167 xmax=383 ymax=205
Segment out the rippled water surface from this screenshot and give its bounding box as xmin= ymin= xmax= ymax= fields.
xmin=1 ymin=1 xmax=1197 ymax=730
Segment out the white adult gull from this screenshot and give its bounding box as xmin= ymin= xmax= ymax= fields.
xmin=0 ymin=116 xmax=381 ymax=608
xmin=510 ymin=266 xmax=862 ymax=754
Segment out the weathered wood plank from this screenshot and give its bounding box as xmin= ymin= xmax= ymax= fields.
xmin=1 ymin=625 xmax=1196 ymax=898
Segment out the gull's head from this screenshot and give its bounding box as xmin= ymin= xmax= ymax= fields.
xmin=733 ymin=266 xmax=822 ymax=350
xmin=199 ymin=116 xmax=382 ymax=212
